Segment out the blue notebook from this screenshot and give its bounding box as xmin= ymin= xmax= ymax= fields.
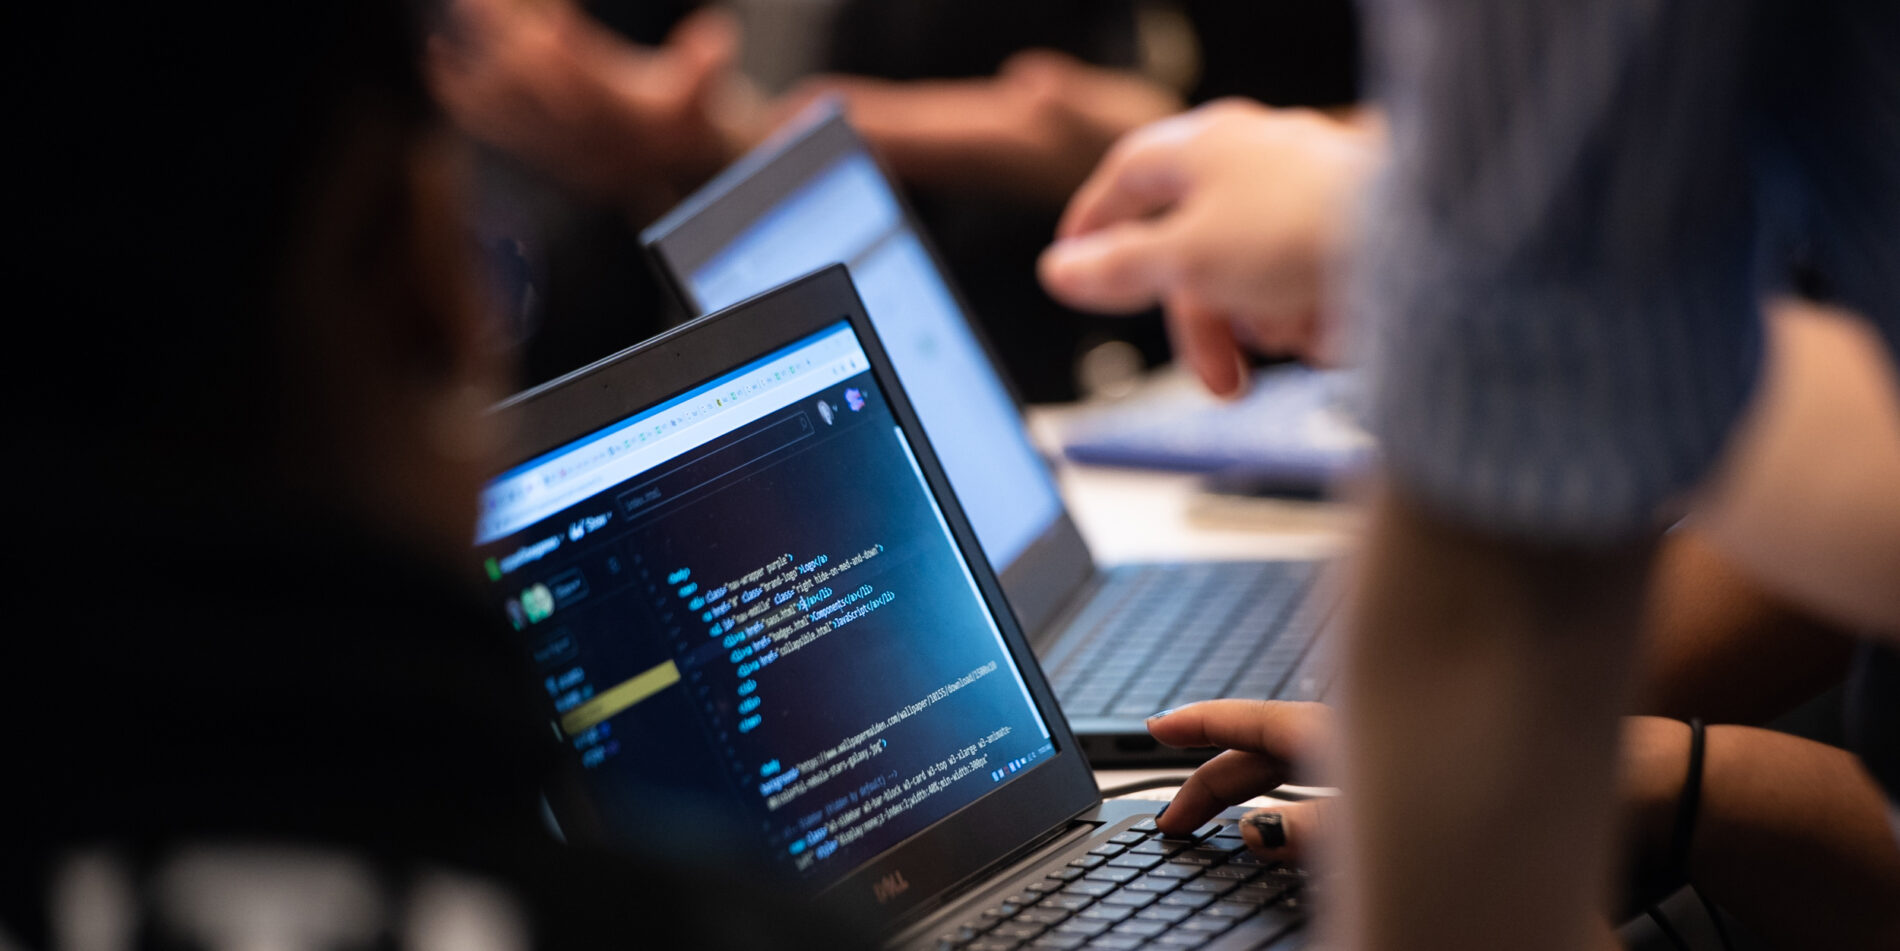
xmin=1060 ymin=365 xmax=1374 ymax=486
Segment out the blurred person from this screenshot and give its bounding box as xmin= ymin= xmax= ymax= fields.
xmin=1139 ymin=694 xmax=1900 ymax=949
xmin=434 ymin=0 xmax=1366 ymax=400
xmin=429 ymin=0 xmax=758 ymax=220
xmin=428 ymin=0 xmax=759 ymax=386
xmin=1042 ymin=4 xmax=1900 ymax=950
xmin=1 ymin=5 xmax=868 ymax=950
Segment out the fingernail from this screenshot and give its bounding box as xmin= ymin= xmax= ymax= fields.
xmin=1155 ymin=804 xmax=1169 ymax=821
xmin=1147 ymin=708 xmax=1175 ymax=721
xmin=1243 ymin=812 xmax=1286 ymax=849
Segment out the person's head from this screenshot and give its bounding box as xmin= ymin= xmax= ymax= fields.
xmin=23 ymin=1 xmax=507 ymax=558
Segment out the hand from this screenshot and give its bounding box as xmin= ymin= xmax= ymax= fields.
xmin=1039 ymin=101 xmax=1381 ymax=394
xmin=1145 ymin=699 xmax=1337 ymax=863
xmin=773 ymin=50 xmax=1183 ymax=204
xmin=428 ymin=0 xmax=763 ymax=216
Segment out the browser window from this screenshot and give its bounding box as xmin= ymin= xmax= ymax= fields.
xmin=477 ymin=322 xmax=1055 ymax=886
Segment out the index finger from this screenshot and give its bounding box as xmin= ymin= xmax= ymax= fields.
xmin=1145 ymin=699 xmax=1330 ymax=762
xmin=1056 ymin=114 xmax=1199 ymax=240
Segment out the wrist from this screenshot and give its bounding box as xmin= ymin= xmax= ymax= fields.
xmin=1620 ymin=716 xmax=1696 ymax=875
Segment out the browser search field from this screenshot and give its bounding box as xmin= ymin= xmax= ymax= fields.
xmin=619 ymin=412 xmax=814 ymax=520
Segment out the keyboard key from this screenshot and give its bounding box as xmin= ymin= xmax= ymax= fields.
xmin=1051 ymin=919 xmax=1111 ymax=939
xmin=1204 ymin=900 xmax=1259 ymax=920
xmin=965 ymin=940 xmax=1020 ymax=951
xmin=1047 ymin=867 xmax=1085 ymax=882
xmin=1026 ymin=937 xmax=1086 ymax=950
xmin=1176 ymin=915 xmax=1234 ymax=935
xmin=935 ymin=925 xmax=982 ymax=947
xmin=1162 ymin=821 xmax=1225 ymax=843
xmin=1108 ymin=831 xmax=1146 ymax=845
xmin=1083 ymin=937 xmax=1145 ymax=951
xmin=1044 ymin=894 xmax=1094 ymax=912
xmin=1130 ymin=818 xmax=1159 ymax=833
xmin=1179 ymin=878 xmax=1237 ymax=896
xmin=1109 ymin=919 xmax=1168 ymax=939
xmin=1096 ymin=890 xmax=1157 ymax=909
xmin=1067 ymin=855 xmax=1106 ymax=870
xmin=1231 ymin=881 xmax=1292 ymax=905
xmin=1157 ymin=891 xmax=1216 ymax=910
xmin=1063 ymin=880 xmax=1118 ymax=898
xmin=1009 ymin=889 xmax=1047 ymax=907
xmin=1087 ymin=843 xmax=1126 ymax=858
xmin=980 ymin=903 xmax=1022 ymax=921
xmin=1082 ymin=866 xmax=1139 ymax=884
xmin=1122 ymin=876 xmax=1181 ymax=895
xmin=1128 ymin=839 xmax=1183 ymax=856
xmin=1135 ymin=903 xmax=1193 ymax=924
xmin=1105 ymin=853 xmax=1163 ymax=870
xmin=988 ymin=922 xmax=1046 ymax=942
xmin=1075 ymin=904 xmax=1135 ymax=924
xmin=1149 ymin=934 xmax=1209 ymax=948
xmin=1168 ymin=850 xmax=1225 ymax=868
xmin=1203 ymin=865 xmax=1260 ymax=882
xmin=1146 ymin=864 xmax=1201 ymax=880
xmin=1017 ymin=908 xmax=1072 ymax=927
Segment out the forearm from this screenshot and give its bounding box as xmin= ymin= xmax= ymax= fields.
xmin=1634 ymin=531 xmax=1856 ymax=724
xmin=1332 ymin=486 xmax=1653 ymax=951
xmin=1693 ymin=726 xmax=1900 ymax=948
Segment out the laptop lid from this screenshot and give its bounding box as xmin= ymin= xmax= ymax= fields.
xmin=476 ymin=266 xmax=1099 ymax=931
xmin=642 ymin=104 xmax=1094 ymax=638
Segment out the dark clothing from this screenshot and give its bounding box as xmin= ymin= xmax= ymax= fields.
xmin=1182 ymin=0 xmax=1359 ymax=107
xmin=1848 ymin=642 xmax=1900 ymax=837
xmin=2 ymin=500 xmax=867 ymax=951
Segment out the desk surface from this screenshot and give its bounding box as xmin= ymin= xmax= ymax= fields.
xmin=1026 ymin=394 xmax=1352 ymax=809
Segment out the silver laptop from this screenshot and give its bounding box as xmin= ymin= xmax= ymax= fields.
xmin=642 ymin=106 xmax=1337 ymax=764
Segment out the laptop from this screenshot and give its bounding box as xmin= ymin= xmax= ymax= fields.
xmin=641 ymin=106 xmax=1337 ymax=765
xmin=474 ymin=266 xmax=1310 ymax=950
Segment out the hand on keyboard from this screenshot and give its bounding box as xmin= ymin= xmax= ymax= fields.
xmin=1146 ymin=699 xmax=1336 ymax=863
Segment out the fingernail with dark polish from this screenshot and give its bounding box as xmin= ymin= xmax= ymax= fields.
xmin=1244 ymin=812 xmax=1286 ymax=849
xmin=1154 ymin=804 xmax=1168 ymax=821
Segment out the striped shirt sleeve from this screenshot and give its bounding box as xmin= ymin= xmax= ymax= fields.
xmin=1350 ymin=0 xmax=1769 ymax=542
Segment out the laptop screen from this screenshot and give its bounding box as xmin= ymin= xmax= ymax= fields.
xmin=666 ymin=146 xmax=1064 ymax=573
xmin=477 ymin=320 xmax=1056 ymax=888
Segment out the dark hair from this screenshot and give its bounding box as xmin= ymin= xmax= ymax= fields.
xmin=18 ymin=2 xmax=435 ymax=465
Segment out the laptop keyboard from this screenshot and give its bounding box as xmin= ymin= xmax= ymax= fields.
xmin=933 ymin=817 xmax=1307 ymax=950
xmin=1046 ymin=562 xmax=1332 ymax=719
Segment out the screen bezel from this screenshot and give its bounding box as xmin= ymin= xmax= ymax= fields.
xmin=640 ymin=105 xmax=1095 ymax=640
xmin=488 ymin=265 xmax=1100 ymax=931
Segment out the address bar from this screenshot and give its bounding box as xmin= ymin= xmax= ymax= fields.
xmin=479 ymin=343 xmax=867 ymax=543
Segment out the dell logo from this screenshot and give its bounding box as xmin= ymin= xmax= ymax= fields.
xmin=873 ymin=870 xmax=911 ymax=904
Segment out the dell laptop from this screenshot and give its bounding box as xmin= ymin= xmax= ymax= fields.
xmin=475 ymin=267 xmax=1309 ymax=949
xmin=642 ymin=107 xmax=1336 ymax=764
